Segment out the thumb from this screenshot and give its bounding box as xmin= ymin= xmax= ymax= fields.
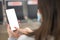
xmin=14 ymin=27 xmax=19 ymax=30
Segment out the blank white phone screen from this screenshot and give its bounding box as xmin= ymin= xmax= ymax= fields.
xmin=6 ymin=8 xmax=19 ymax=31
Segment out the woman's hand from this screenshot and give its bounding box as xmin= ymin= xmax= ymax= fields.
xmin=15 ymin=27 xmax=33 ymax=34
xmin=6 ymin=24 xmax=20 ymax=38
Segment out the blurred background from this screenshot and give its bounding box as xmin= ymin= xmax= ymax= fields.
xmin=0 ymin=0 xmax=41 ymax=40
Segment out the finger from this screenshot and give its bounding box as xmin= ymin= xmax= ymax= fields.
xmin=14 ymin=27 xmax=17 ymax=29
xmin=14 ymin=27 xmax=19 ymax=31
xmin=25 ymin=28 xmax=33 ymax=33
xmin=7 ymin=25 xmax=11 ymax=32
xmin=6 ymin=24 xmax=10 ymax=28
xmin=7 ymin=26 xmax=11 ymax=30
xmin=6 ymin=24 xmax=8 ymax=27
xmin=21 ymin=29 xmax=29 ymax=34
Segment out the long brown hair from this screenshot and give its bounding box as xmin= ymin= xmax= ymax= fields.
xmin=35 ymin=0 xmax=60 ymax=40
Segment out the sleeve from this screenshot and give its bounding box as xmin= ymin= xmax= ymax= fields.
xmin=8 ymin=37 xmax=17 ymax=40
